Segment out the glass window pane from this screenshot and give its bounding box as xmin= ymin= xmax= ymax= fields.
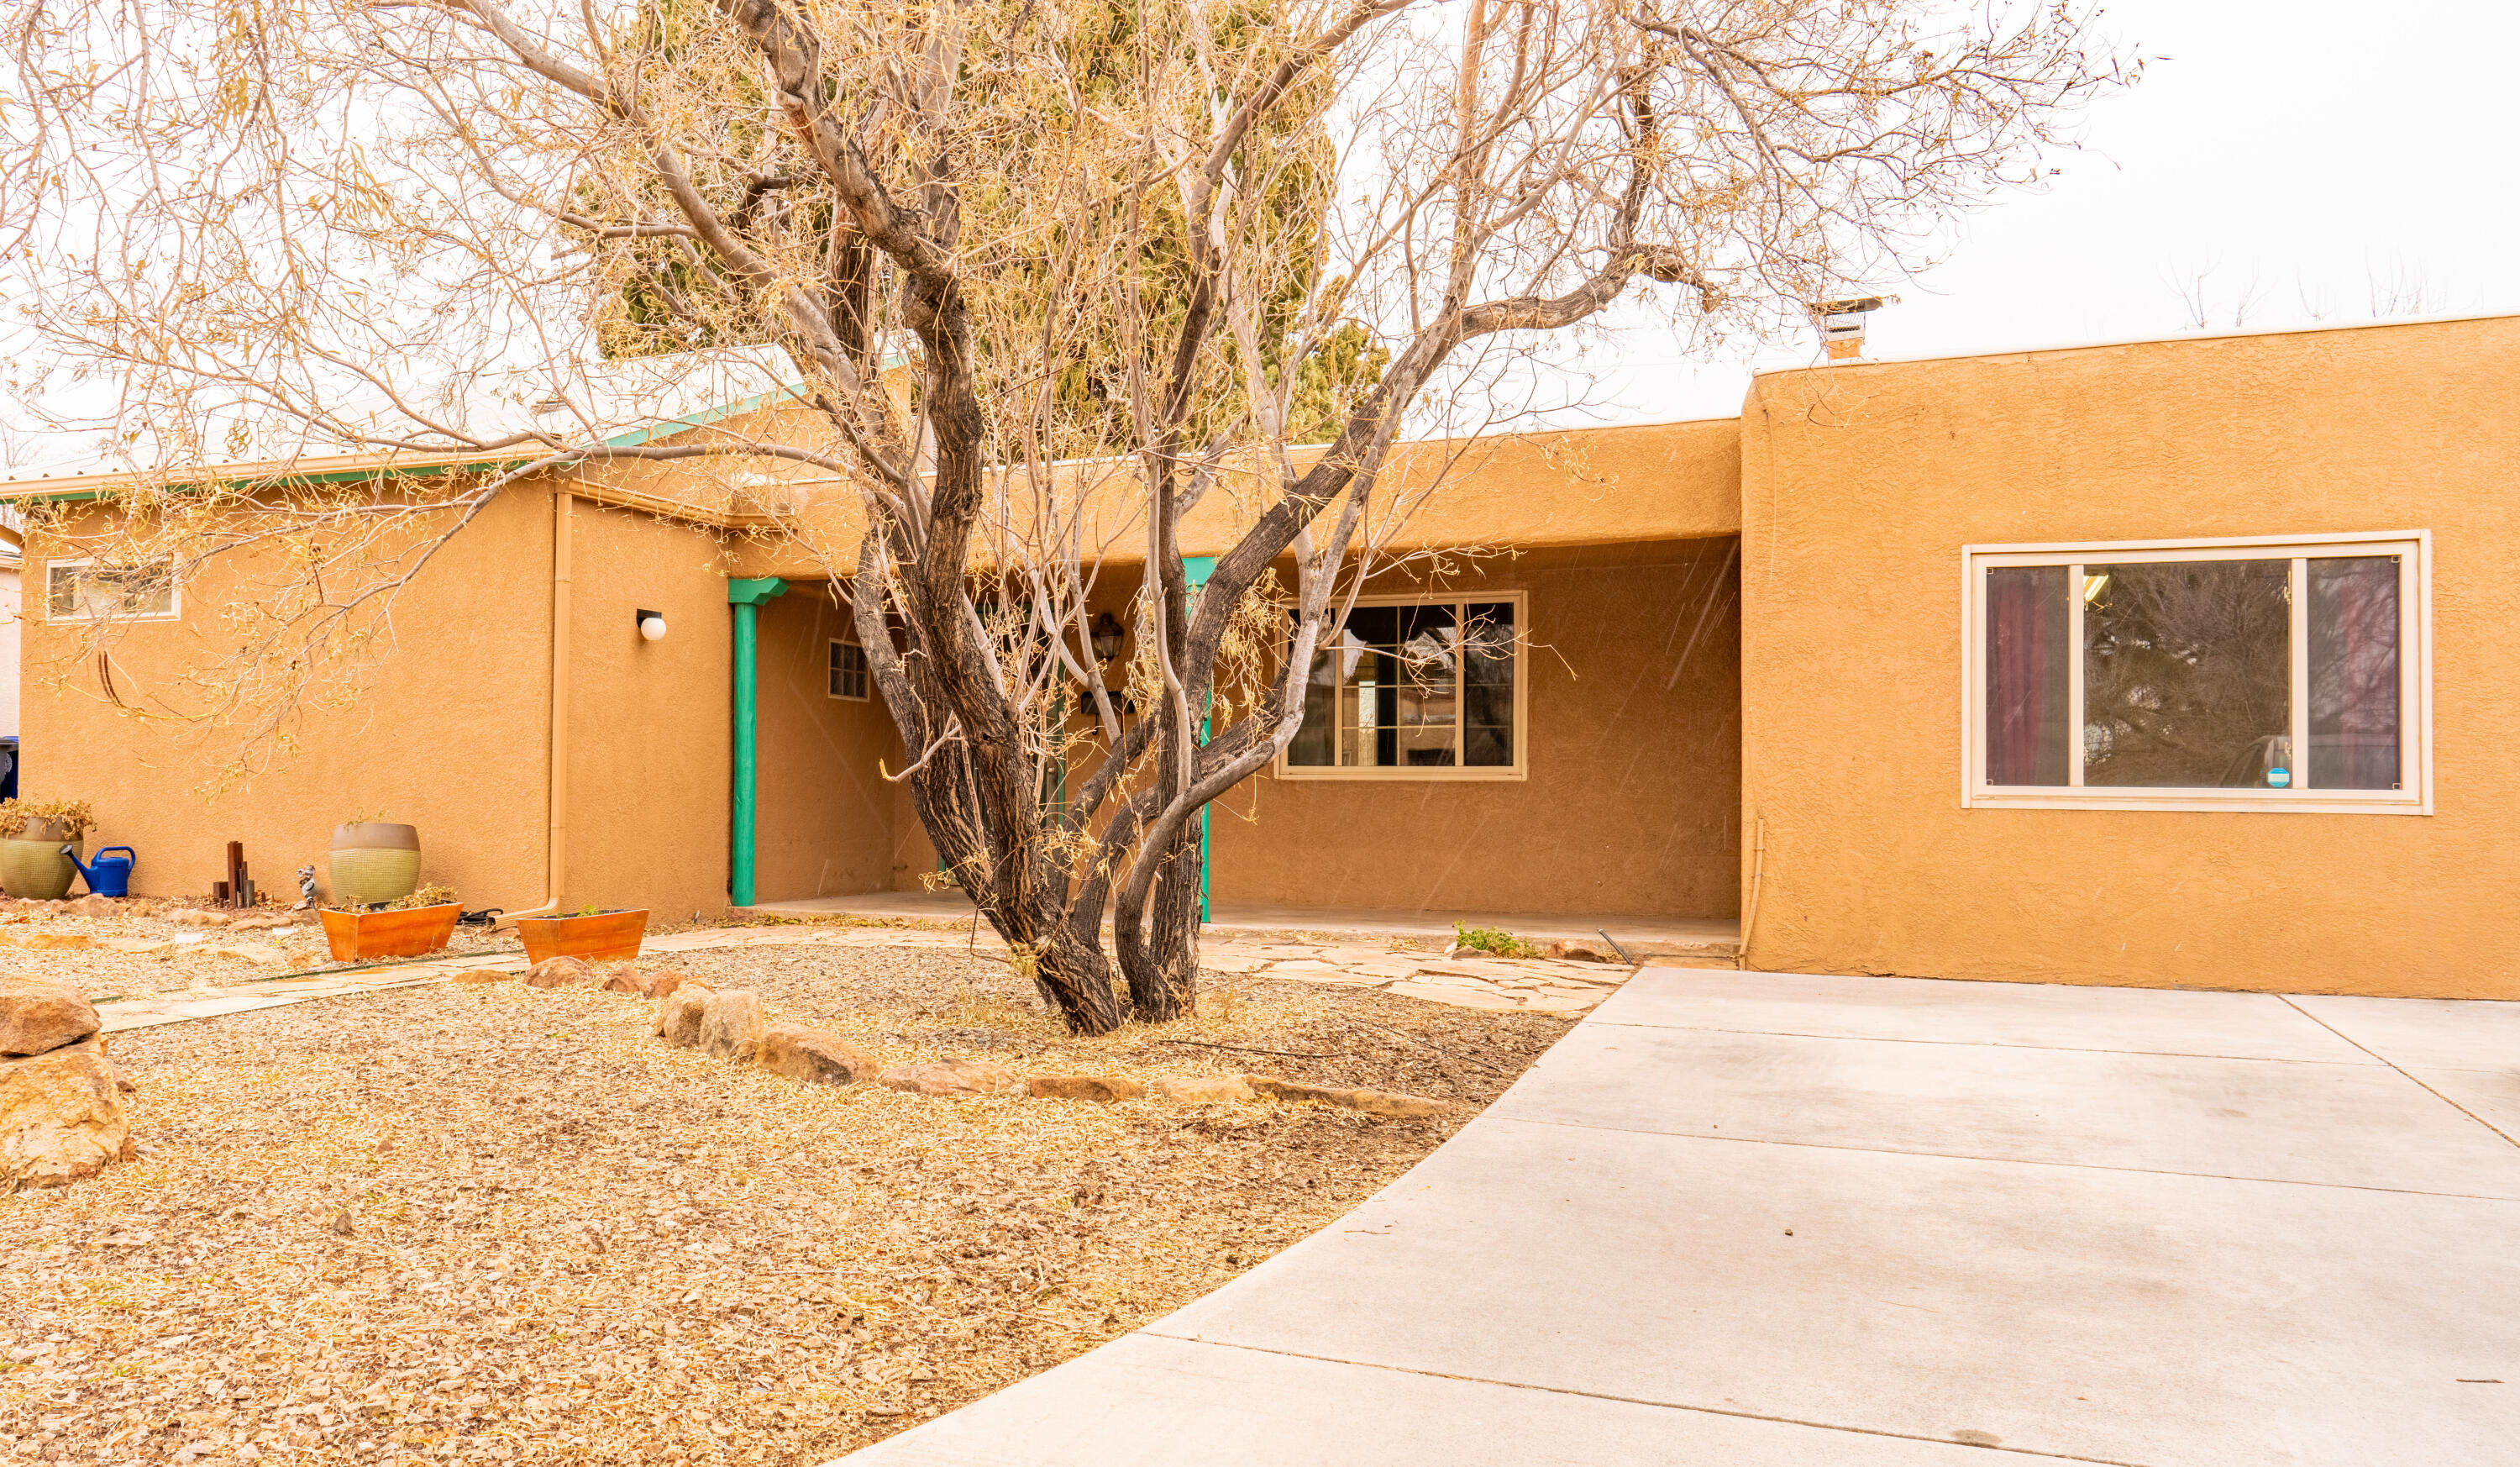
xmin=1288 ymin=649 xmax=1336 ymax=765
xmin=1462 ymin=601 xmax=1515 ymax=766
xmin=1983 ymin=567 xmax=2070 ymax=786
xmin=1338 ymin=639 xmax=1380 ymax=766
xmin=2082 ymin=559 xmax=2292 ymax=788
xmin=2307 ymin=556 xmax=2401 ymax=790
xmin=1394 ymin=604 xmax=1457 ymax=766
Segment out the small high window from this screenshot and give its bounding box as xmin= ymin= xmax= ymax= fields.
xmin=45 ymin=559 xmax=177 ymax=622
xmin=1281 ymin=594 xmax=1524 ymax=779
xmin=1966 ymin=534 xmax=2428 ymax=812
xmin=827 ymin=638 xmax=869 ymax=701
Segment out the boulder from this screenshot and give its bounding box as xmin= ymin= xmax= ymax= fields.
xmin=171 ymin=908 xmax=232 ymax=928
xmin=1025 ymin=1075 xmax=1147 ymax=1102
xmin=1242 ymin=1075 xmax=1450 ymax=1120
xmin=596 ymin=963 xmax=647 ymax=995
xmin=1544 ymin=937 xmax=1622 ymax=964
xmin=697 ymin=990 xmax=767 ymax=1062
xmin=757 ymin=1024 xmax=879 ymax=1086
xmin=0 ymin=1037 xmax=134 ymax=1189
xmin=524 ymin=956 xmax=596 ymax=989
xmin=640 ymin=970 xmax=697 ymax=1000
xmin=0 ymin=976 xmax=102 ymax=1058
xmin=879 ymin=1059 xmax=1015 ymax=1096
xmin=653 ymin=986 xmax=715 ymax=1047
xmin=1148 ymin=1075 xmax=1256 ymax=1104
xmin=66 ymin=894 xmax=118 ymax=919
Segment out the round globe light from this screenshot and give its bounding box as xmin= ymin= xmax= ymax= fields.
xmin=638 ymin=613 xmax=669 ymax=642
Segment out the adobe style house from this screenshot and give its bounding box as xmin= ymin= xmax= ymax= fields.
xmin=8 ymin=313 xmax=2513 ymax=1001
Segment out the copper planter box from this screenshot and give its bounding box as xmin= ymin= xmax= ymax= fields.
xmin=318 ymin=902 xmax=461 ymax=962
xmin=516 ymin=909 xmax=648 ymax=965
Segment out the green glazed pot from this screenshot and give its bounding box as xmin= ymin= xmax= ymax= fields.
xmin=329 ymin=822 xmax=422 ymax=906
xmin=0 ymin=837 xmax=81 ymax=901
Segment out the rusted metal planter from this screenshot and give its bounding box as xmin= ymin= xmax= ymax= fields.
xmin=318 ymin=902 xmax=461 ymax=962
xmin=516 ymin=909 xmax=648 ymax=965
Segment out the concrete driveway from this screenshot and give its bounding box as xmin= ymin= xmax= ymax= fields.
xmin=837 ymin=969 xmax=2520 ymax=1465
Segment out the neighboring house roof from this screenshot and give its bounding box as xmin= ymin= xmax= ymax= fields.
xmin=0 ymin=345 xmax=808 ymax=501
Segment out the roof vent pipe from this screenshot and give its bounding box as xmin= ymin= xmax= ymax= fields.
xmin=1810 ymin=297 xmax=1895 ymax=362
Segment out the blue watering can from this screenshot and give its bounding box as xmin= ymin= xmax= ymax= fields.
xmin=64 ymin=845 xmax=135 ymax=898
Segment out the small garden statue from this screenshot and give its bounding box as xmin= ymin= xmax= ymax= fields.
xmin=297 ymin=864 xmax=319 ymax=910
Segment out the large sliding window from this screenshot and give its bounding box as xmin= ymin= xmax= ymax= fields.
xmin=1965 ymin=534 xmax=2428 ymax=812
xmin=1281 ymin=594 xmax=1525 ymax=779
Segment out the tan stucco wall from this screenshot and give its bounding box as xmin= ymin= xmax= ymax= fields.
xmin=559 ymin=502 xmax=737 ymax=918
xmin=750 ymin=581 xmax=900 ymax=902
xmin=730 ymin=416 xmax=1744 ymax=581
xmin=20 ymin=489 xmax=554 ymax=907
xmin=1215 ymin=539 xmax=1742 ymax=918
xmin=1740 ymin=314 xmax=2520 ymax=999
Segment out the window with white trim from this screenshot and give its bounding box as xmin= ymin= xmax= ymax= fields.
xmin=45 ymin=559 xmax=177 ymax=622
xmin=827 ymin=638 xmax=869 ymax=701
xmin=1280 ymin=594 xmax=1524 ymax=778
xmin=1965 ymin=534 xmax=2428 ymax=812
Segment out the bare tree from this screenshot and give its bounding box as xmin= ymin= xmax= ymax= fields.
xmin=1 ymin=0 xmax=2126 ymax=1033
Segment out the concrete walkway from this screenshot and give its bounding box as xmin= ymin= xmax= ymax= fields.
xmin=836 ymin=968 xmax=2520 ymax=1466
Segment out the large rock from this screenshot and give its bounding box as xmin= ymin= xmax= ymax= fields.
xmin=1149 ymin=1075 xmax=1256 ymax=1104
xmin=66 ymin=894 xmax=118 ymax=919
xmin=0 ymin=1037 xmax=134 ymax=1189
xmin=879 ymin=1059 xmax=1015 ymax=1096
xmin=757 ymin=1025 xmax=879 ymax=1086
xmin=1242 ymin=1075 xmax=1450 ymax=1120
xmin=633 ymin=968 xmax=697 ymax=1000
xmin=698 ymin=991 xmax=768 ymax=1061
xmin=1026 ymin=1075 xmax=1147 ymax=1102
xmin=0 ymin=976 xmax=101 ymax=1058
xmin=524 ymin=956 xmax=596 ymax=989
xmin=653 ymin=986 xmax=715 ymax=1047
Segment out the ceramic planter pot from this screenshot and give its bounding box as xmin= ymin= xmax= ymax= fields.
xmin=517 ymin=909 xmax=648 ymax=965
xmin=329 ymin=822 xmax=422 ymax=906
xmin=0 ymin=836 xmax=81 ymax=901
xmin=318 ymin=902 xmax=460 ymax=962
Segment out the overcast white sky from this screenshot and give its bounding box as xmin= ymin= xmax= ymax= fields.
xmin=1578 ymin=0 xmax=2520 ymax=423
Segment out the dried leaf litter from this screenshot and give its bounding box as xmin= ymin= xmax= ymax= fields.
xmin=1 ymin=942 xmax=1571 ymax=1464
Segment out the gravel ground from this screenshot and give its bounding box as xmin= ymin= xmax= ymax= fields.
xmin=0 ymin=943 xmax=1571 ymax=1465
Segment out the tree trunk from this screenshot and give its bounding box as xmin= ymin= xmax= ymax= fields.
xmin=1125 ymin=824 xmax=1204 ymax=1023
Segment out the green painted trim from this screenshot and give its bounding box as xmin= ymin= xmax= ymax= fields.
xmin=1184 ymin=555 xmax=1218 ymax=924
xmin=727 ymin=576 xmax=790 ymax=907
xmin=595 ymin=382 xmax=808 ymax=450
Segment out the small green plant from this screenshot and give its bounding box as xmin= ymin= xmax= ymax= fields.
xmin=1452 ymin=922 xmax=1541 ymax=959
xmin=573 ymin=904 xmax=601 ymax=917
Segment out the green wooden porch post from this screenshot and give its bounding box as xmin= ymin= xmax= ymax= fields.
xmin=727 ymin=576 xmax=789 ymax=907
xmin=1183 ymin=555 xmax=1216 ymax=923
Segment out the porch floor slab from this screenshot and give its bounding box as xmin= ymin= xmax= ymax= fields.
xmin=832 ymin=969 xmax=2520 ymax=1467
xmin=739 ymin=890 xmax=1740 ymax=956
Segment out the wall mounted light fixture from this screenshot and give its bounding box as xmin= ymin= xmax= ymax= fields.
xmin=636 ymin=609 xmax=668 ymax=641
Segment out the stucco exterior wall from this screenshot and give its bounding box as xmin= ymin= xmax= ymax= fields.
xmin=750 ymin=581 xmax=899 ymax=902
xmin=1216 ymin=539 xmax=1741 ymax=918
xmin=731 ymin=416 xmax=1745 ymax=581
xmin=1740 ymin=314 xmax=2520 ymax=999
xmin=19 ymin=489 xmax=554 ymax=907
xmin=559 ymin=502 xmax=736 ymax=918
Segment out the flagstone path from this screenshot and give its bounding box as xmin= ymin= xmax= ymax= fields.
xmin=92 ymin=922 xmax=1663 ymax=1034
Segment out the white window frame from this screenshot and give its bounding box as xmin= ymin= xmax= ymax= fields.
xmin=1961 ymin=531 xmax=2431 ymax=815
xmin=827 ymin=637 xmax=870 ymax=702
xmin=41 ymin=557 xmax=180 ymax=623
xmin=1274 ymin=590 xmax=1529 ymax=782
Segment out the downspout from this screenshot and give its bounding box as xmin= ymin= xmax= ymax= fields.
xmin=499 ymin=490 xmax=571 ymax=926
xmin=726 ymin=576 xmax=789 ymax=907
xmin=1183 ymin=555 xmax=1217 ymax=923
